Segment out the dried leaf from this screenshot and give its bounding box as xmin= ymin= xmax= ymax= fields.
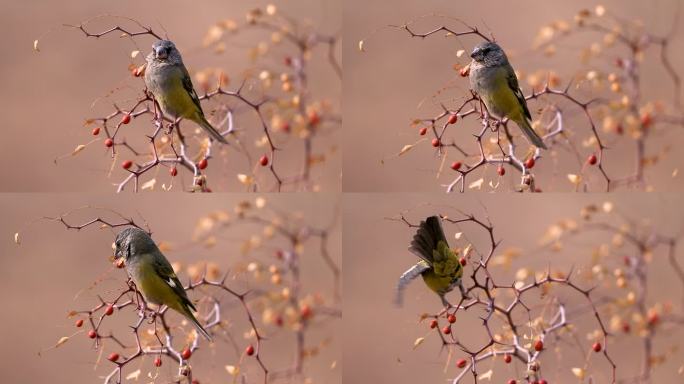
xmin=226 ymin=365 xmax=240 ymax=376
xmin=479 ymin=369 xmax=493 ymax=380
xmin=13 ymin=232 xmax=20 ymax=245
xmin=399 ymin=144 xmax=414 ymax=156
xmin=55 ymin=336 xmax=69 ymax=348
xmin=454 ymin=232 xmax=462 ymax=240
xmin=413 ymin=337 xmax=425 ymax=349
xmin=126 ymin=369 xmax=141 ymax=380
xmin=469 ymin=178 xmax=484 ymax=190
xmin=33 ymin=39 xmax=40 ymax=52
xmin=572 ymin=367 xmax=586 ymax=379
xmin=141 ymin=178 xmax=156 ymax=191
xmin=456 ymin=49 xmax=465 ymax=57
xmin=567 ymin=174 xmax=582 ymax=185
xmin=71 ymin=144 xmax=86 ymax=156
xmin=358 ymin=40 xmax=365 ymax=52
xmin=237 ymin=174 xmax=254 ymax=185
xmin=130 ymin=50 xmax=140 ymax=58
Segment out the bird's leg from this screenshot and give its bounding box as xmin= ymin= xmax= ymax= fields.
xmin=441 ymin=295 xmax=453 ymax=310
xmin=459 ymin=281 xmax=471 ymax=300
xmin=171 ymin=117 xmax=186 ymax=146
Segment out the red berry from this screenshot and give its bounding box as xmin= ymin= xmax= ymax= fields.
xmin=75 ymin=319 xmax=84 ymax=328
xmin=448 ymin=114 xmax=458 ymax=125
xmin=539 ymin=380 xmax=548 ymax=384
xmin=121 ymin=114 xmax=131 ymax=125
xmin=614 ymin=58 xmax=624 ymax=68
xmin=507 ymin=380 xmax=516 ymax=384
xmin=459 ymin=66 xmax=470 ymax=77
xmin=615 ymin=124 xmax=624 ymax=135
xmin=181 ymin=348 xmax=192 ymax=360
xmin=198 ymin=158 xmax=208 ymax=170
xmin=419 ymin=127 xmax=428 ymax=136
xmin=170 ymin=167 xmax=178 ymax=177
xmin=191 ymin=380 xmax=200 ymax=384
xmin=105 ymin=304 xmax=114 ymax=316
xmin=259 ymin=155 xmax=269 ymax=167
xmin=284 ymin=56 xmax=292 ymax=66
xmin=456 ymin=358 xmax=467 ymax=368
xmin=459 ymin=257 xmax=466 ymax=266
xmin=587 ymin=154 xmax=598 ymax=165
xmin=525 ymin=157 xmax=535 ymax=169
xmin=108 ymin=352 xmax=120 ymax=362
xmin=308 ymin=111 xmax=320 ymax=126
xmin=88 ymin=330 xmax=97 ymax=339
xmin=431 ymin=138 xmax=441 ymax=147
xmin=154 ymin=357 xmax=162 ymax=367
xmin=300 ymin=305 xmax=313 ymax=320
xmin=622 ymin=322 xmax=631 ymax=333
xmin=92 ymin=127 xmax=101 ymax=136
xmin=447 ymin=314 xmax=456 ymax=324
xmin=122 ymin=161 xmax=133 ymax=170
xmin=275 ymin=250 xmax=284 ymax=259
xmin=641 ymin=113 xmax=652 ymax=128
xmin=442 ymin=325 xmax=451 ymax=335
xmin=280 ymin=122 xmax=291 ymax=133
xmin=504 ymin=354 xmax=512 ymax=363
xmin=648 ymin=312 xmax=659 ymax=326
xmin=245 ymin=345 xmax=255 ymax=356
xmin=429 ymin=319 xmax=438 ymax=329
xmin=534 ymin=339 xmax=543 ymax=352
xmin=275 ymin=315 xmax=284 ymax=327
xmin=451 ymin=161 xmax=462 ymax=171
xmin=592 ymin=342 xmax=602 ymax=353
xmin=104 ymin=138 xmax=114 ymax=148
xmin=497 ymin=166 xmax=506 ymax=176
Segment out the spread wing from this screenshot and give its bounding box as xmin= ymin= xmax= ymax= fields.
xmin=409 ymin=216 xmax=448 ymax=263
xmin=180 ymin=66 xmax=206 ymax=116
xmin=505 ymin=65 xmax=531 ymax=120
xmin=152 ymin=251 xmax=197 ymax=311
xmin=395 ymin=261 xmax=431 ymax=306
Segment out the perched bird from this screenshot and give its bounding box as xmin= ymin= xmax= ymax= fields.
xmin=144 ymin=40 xmax=228 ymax=144
xmin=114 ymin=227 xmax=212 ymax=341
xmin=396 ymin=215 xmax=466 ymax=307
xmin=469 ymin=41 xmax=547 ymax=149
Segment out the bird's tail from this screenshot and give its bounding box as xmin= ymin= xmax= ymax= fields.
xmin=395 ymin=262 xmax=431 ymax=307
xmin=197 ymin=115 xmax=229 ymax=144
xmin=517 ymin=117 xmax=547 ymax=150
xmin=181 ymin=306 xmax=213 ymax=342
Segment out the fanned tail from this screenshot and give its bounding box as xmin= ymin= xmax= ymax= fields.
xmin=395 ymin=262 xmax=431 ymax=307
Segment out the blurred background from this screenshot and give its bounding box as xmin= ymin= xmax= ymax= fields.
xmin=0 ymin=193 xmax=341 ymax=383
xmin=343 ymin=193 xmax=684 ymax=383
xmin=344 ymin=0 xmax=684 ymax=192
xmin=0 ymin=0 xmax=341 ymax=192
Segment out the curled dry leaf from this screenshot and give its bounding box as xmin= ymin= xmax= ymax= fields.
xmin=33 ymin=39 xmax=40 ymax=52
xmin=125 ymin=369 xmax=141 ymax=380
xmin=72 ymin=144 xmax=86 ymax=156
xmin=399 ymin=144 xmax=414 ymax=156
xmin=130 ymin=50 xmax=140 ymax=58
xmin=469 ymin=178 xmax=484 ymax=190
xmin=14 ymin=232 xmax=20 ymax=245
xmin=413 ymin=337 xmax=425 ymax=349
xmin=358 ymin=40 xmax=365 ymax=52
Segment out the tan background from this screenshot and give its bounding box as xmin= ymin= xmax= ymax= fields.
xmin=343 ymin=193 xmax=684 ymax=383
xmin=0 ymin=0 xmax=341 ymax=192
xmin=0 ymin=193 xmax=341 ymax=383
xmin=343 ymin=0 xmax=684 ymax=192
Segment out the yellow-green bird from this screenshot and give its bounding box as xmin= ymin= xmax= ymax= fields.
xmin=144 ymin=40 xmax=228 ymax=144
xmin=395 ymin=215 xmax=466 ymax=307
xmin=469 ymin=41 xmax=547 ymax=149
xmin=115 ymin=228 xmax=212 ymax=341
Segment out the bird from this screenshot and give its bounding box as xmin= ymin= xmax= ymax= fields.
xmin=144 ymin=39 xmax=228 ymax=144
xmin=395 ymin=215 xmax=467 ymax=307
xmin=114 ymin=227 xmax=212 ymax=341
xmin=469 ymin=41 xmax=547 ymax=149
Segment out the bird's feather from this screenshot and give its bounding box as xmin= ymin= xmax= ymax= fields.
xmin=395 ymin=260 xmax=431 ymax=306
xmin=409 ymin=216 xmax=448 ymax=263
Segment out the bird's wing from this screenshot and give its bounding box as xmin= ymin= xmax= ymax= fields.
xmin=395 ymin=261 xmax=432 ymax=306
xmin=180 ymin=66 xmax=206 ymax=116
xmin=505 ymin=65 xmax=532 ymax=120
xmin=152 ymin=251 xmax=197 ymax=311
xmin=409 ymin=216 xmax=448 ymax=263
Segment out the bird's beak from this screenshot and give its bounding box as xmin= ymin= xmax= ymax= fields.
xmin=154 ymin=47 xmax=168 ymax=60
xmin=470 ymin=50 xmax=477 ymax=59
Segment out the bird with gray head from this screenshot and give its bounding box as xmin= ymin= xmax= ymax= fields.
xmin=144 ymin=39 xmax=228 ymax=144
xmin=468 ymin=41 xmax=547 ymax=149
xmin=115 ymin=227 xmax=212 ymax=341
